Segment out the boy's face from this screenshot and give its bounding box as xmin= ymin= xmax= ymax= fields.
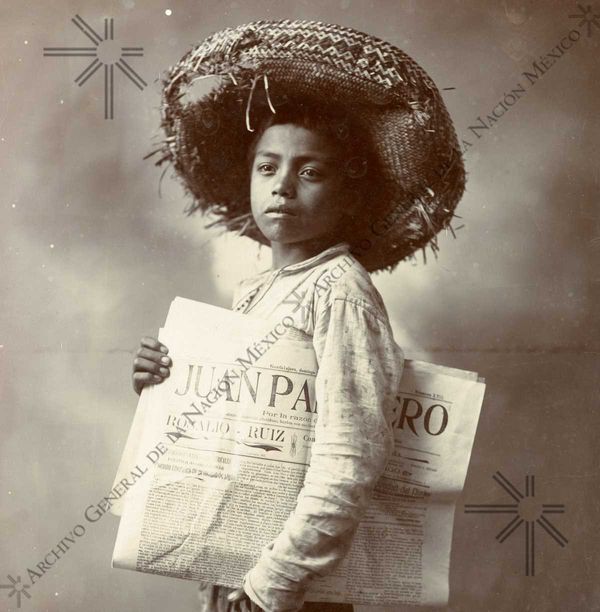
xmin=250 ymin=123 xmax=354 ymax=249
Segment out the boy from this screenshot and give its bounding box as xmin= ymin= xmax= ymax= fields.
xmin=135 ymin=19 xmax=465 ymax=612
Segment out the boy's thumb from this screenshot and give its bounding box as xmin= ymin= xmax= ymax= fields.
xmin=228 ymin=588 xmax=243 ymax=601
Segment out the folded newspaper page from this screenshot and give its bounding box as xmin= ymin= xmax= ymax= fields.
xmin=111 ymin=297 xmax=485 ymax=607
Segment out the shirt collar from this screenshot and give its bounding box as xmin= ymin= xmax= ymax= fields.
xmin=239 ymin=242 xmax=352 ymax=294
xmin=272 ymin=241 xmax=351 ymax=275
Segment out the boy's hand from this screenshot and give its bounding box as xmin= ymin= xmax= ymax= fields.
xmin=132 ymin=336 xmax=171 ymax=395
xmin=227 ymin=587 xmax=263 ymax=611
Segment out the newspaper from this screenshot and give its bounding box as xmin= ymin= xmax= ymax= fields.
xmin=111 ymin=297 xmax=485 ymax=607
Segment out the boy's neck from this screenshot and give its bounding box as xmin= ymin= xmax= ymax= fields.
xmin=270 ymin=238 xmax=342 ymax=270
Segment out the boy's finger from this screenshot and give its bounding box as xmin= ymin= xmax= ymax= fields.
xmin=132 ymin=372 xmax=162 ymax=393
xmin=227 ymin=588 xmax=246 ymax=603
xmin=133 ymin=372 xmax=162 ymax=384
xmin=132 ymin=357 xmax=170 ymax=377
xmin=136 ymin=347 xmax=172 ymax=366
xmin=140 ymin=336 xmax=169 ymax=353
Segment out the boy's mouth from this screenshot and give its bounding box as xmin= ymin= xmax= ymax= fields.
xmin=265 ymin=204 xmax=297 ymax=217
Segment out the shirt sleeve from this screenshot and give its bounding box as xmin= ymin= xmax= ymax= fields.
xmin=243 ymin=294 xmax=405 ymax=612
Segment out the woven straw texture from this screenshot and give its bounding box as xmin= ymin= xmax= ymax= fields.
xmin=147 ymin=18 xmax=466 ymax=272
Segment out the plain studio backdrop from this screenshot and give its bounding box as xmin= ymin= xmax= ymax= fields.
xmin=1 ymin=1 xmax=598 ymax=611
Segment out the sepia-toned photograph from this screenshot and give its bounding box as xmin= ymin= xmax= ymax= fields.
xmin=1 ymin=1 xmax=598 ymax=611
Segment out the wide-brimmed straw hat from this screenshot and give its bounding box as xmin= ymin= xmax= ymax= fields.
xmin=146 ymin=18 xmax=466 ymax=273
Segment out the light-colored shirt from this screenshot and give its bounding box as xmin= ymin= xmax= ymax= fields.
xmin=197 ymin=242 xmax=405 ymax=612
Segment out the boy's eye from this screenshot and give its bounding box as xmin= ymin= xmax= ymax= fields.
xmin=300 ymin=167 xmax=325 ymax=179
xmin=256 ymin=163 xmax=275 ymax=173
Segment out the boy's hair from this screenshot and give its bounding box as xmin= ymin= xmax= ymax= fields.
xmin=245 ymin=97 xmax=381 ymax=220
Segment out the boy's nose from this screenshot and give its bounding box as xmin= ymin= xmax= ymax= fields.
xmin=272 ymin=169 xmax=295 ymax=197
